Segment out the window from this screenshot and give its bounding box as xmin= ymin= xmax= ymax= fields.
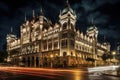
xmin=63 ymin=52 xmax=67 ymax=57
xmin=71 ymin=24 xmax=74 ymax=30
xmin=63 ymin=23 xmax=67 ymax=30
xmin=43 ymin=40 xmax=47 ymax=43
xmin=43 ymin=44 xmax=47 ymax=50
xmin=54 ymin=42 xmax=58 ymax=48
xmin=82 ymin=46 xmax=84 ymax=51
xmin=71 ymin=52 xmax=73 ymax=56
xmin=76 ymin=44 xmax=78 ymax=49
xmin=61 ymin=40 xmax=67 ymax=48
xmin=48 ymin=39 xmax=52 ymax=42
xmin=54 ymin=37 xmax=58 ymax=40
xmin=48 ymin=43 xmax=52 ymax=49
xmin=62 ymin=33 xmax=67 ymax=38
xmin=79 ymin=46 xmax=81 ymax=50
xmin=69 ymin=33 xmax=74 ymax=38
xmin=43 ymin=40 xmax=47 ymax=50
xmin=70 ymin=40 xmax=74 ymax=48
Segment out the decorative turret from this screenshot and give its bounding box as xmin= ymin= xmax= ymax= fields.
xmin=86 ymin=17 xmax=98 ymax=39
xmin=86 ymin=17 xmax=98 ymax=67
xmin=39 ymin=8 xmax=44 ymax=26
xmin=59 ymin=0 xmax=76 ymax=31
xmin=6 ymin=27 xmax=17 ymax=43
xmin=61 ymin=0 xmax=75 ymax=16
xmin=30 ymin=10 xmax=36 ymax=23
xmin=24 ymin=12 xmax=27 ymax=22
xmin=59 ymin=0 xmax=76 ymax=61
xmin=39 ymin=8 xmax=43 ymax=16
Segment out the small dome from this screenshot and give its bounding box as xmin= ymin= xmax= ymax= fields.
xmin=61 ymin=0 xmax=75 ymax=15
xmin=87 ymin=25 xmax=98 ymax=31
xmin=61 ymin=7 xmax=74 ymax=15
xmin=10 ymin=34 xmax=16 ymax=38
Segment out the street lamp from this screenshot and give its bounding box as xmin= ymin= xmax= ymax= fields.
xmin=50 ymin=54 xmax=53 ymax=68
xmin=112 ymin=51 xmax=116 ymax=65
xmin=112 ymin=51 xmax=116 ymax=55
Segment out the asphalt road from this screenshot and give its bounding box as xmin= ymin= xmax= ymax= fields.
xmin=0 ymin=67 xmax=119 ymax=80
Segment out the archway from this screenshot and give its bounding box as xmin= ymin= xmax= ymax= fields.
xmin=63 ymin=23 xmax=67 ymax=30
xmin=31 ymin=56 xmax=34 ymax=67
xmin=63 ymin=52 xmax=67 ymax=67
xmin=36 ymin=57 xmax=39 ymax=67
xmin=27 ymin=57 xmax=30 ymax=67
xmin=22 ymin=57 xmax=25 ymax=67
xmin=63 ymin=52 xmax=67 ymax=57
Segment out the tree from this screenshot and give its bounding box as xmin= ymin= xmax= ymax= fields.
xmin=102 ymin=53 xmax=108 ymax=62
xmin=101 ymin=53 xmax=113 ymax=63
xmin=108 ymin=53 xmax=113 ymax=60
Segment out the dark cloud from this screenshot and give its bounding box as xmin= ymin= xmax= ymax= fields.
xmin=87 ymin=11 xmax=110 ymax=24
xmin=80 ymin=0 xmax=120 ymax=12
xmin=0 ymin=2 xmax=9 ymax=14
xmin=100 ymin=28 xmax=120 ymax=39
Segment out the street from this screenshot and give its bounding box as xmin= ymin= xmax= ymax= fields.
xmin=0 ymin=67 xmax=119 ymax=80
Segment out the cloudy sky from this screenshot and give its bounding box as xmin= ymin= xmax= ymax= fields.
xmin=0 ymin=0 xmax=120 ymax=50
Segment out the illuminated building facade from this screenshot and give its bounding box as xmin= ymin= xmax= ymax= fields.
xmin=6 ymin=1 xmax=110 ymax=67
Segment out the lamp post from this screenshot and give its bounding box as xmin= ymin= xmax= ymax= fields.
xmin=50 ymin=54 xmax=53 ymax=68
xmin=112 ymin=51 xmax=116 ymax=65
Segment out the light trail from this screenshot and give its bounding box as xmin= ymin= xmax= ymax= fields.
xmin=0 ymin=66 xmax=87 ymax=79
xmin=0 ymin=66 xmax=86 ymax=73
xmin=88 ymin=65 xmax=119 ymax=73
xmin=0 ymin=67 xmax=63 ymax=79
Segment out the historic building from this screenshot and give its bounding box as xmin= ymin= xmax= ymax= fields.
xmin=6 ymin=1 xmax=110 ymax=67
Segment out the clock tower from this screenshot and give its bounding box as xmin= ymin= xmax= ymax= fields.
xmin=59 ymin=0 xmax=77 ymax=66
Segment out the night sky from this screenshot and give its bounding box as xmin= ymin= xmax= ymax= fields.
xmin=0 ymin=0 xmax=120 ymax=50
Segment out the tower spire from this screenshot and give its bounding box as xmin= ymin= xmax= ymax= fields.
xmin=39 ymin=7 xmax=44 ymax=16
xmin=24 ymin=12 xmax=27 ymax=22
xmin=91 ymin=16 xmax=94 ymax=25
xmin=11 ymin=27 xmax=13 ymax=33
xmin=40 ymin=8 xmax=43 ymax=15
xmin=32 ymin=10 xmax=35 ymax=18
xmin=66 ymin=0 xmax=68 ymax=4
xmin=66 ymin=0 xmax=70 ymax=7
xmin=40 ymin=8 xmax=42 ymax=13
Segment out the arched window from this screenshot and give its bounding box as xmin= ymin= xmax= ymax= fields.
xmin=61 ymin=40 xmax=67 ymax=48
xmin=63 ymin=23 xmax=67 ymax=30
xmin=63 ymin=52 xmax=67 ymax=57
xmin=71 ymin=51 xmax=73 ymax=56
xmin=71 ymin=24 xmax=74 ymax=30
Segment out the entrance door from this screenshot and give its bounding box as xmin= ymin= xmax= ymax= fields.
xmin=63 ymin=52 xmax=67 ymax=67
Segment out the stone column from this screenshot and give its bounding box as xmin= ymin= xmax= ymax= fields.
xmin=34 ymin=56 xmax=36 ymax=67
